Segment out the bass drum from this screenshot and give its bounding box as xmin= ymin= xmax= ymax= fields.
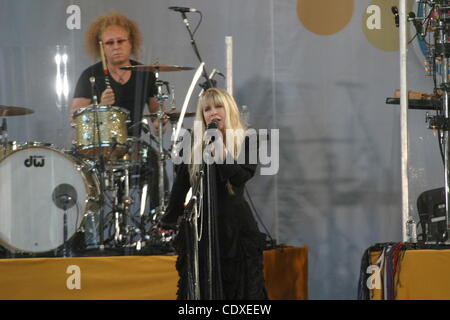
xmin=0 ymin=141 xmax=52 ymax=161
xmin=0 ymin=144 xmax=99 ymax=253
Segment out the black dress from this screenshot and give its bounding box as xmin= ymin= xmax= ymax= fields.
xmin=161 ymin=137 xmax=268 ymax=300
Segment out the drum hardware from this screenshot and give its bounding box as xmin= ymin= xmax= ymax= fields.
xmin=86 ymin=75 xmax=108 ymax=227
xmin=83 ymin=210 xmax=100 ymax=249
xmin=92 ymin=163 xmax=148 ymax=251
xmin=123 ymin=62 xmax=193 ymax=225
xmin=101 ymin=168 xmax=128 ymax=247
xmin=135 ymin=70 xmax=175 ymax=224
xmin=144 ymin=111 xmax=196 ymax=122
xmin=92 ymin=102 xmax=107 ymax=251
xmin=0 ymin=119 xmax=9 ymax=159
xmin=72 ymin=102 xmax=132 ymax=250
xmin=122 ymin=166 xmax=133 ymax=210
xmin=52 ymin=183 xmax=78 ymax=257
xmin=0 ymin=141 xmax=20 ymax=160
xmin=0 ymin=105 xmax=34 ymax=159
xmin=1 ymin=118 xmax=7 ymax=145
xmin=123 ymin=62 xmax=196 ymax=226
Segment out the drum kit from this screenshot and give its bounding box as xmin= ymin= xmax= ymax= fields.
xmin=0 ymin=63 xmax=195 ymax=258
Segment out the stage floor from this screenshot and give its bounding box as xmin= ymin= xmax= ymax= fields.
xmin=0 ymin=246 xmax=308 ymax=300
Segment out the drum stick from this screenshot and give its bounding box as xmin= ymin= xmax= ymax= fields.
xmin=99 ymin=41 xmax=111 ymax=89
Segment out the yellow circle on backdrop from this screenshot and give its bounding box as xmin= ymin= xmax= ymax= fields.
xmin=297 ymin=0 xmax=354 ymax=36
xmin=362 ymin=0 xmax=414 ymax=51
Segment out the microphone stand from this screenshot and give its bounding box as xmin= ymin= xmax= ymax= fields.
xmin=53 ymin=185 xmax=77 ymax=258
xmin=178 ymin=11 xmax=215 ymax=90
xmin=203 ymin=131 xmax=223 ymax=300
xmin=186 ymin=169 xmax=203 ymax=300
xmin=62 ymin=196 xmax=71 ymax=257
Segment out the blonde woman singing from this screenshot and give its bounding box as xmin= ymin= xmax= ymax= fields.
xmin=160 ymin=88 xmax=268 ymax=300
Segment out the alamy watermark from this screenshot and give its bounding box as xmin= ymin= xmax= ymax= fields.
xmin=171 ymin=121 xmax=279 ymax=175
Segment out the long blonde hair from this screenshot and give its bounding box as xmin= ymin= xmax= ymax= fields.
xmin=189 ymin=88 xmax=247 ymax=193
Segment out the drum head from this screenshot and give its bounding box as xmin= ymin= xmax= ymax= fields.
xmin=0 ymin=146 xmax=92 ymax=253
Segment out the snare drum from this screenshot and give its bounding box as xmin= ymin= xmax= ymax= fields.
xmin=72 ymin=105 xmax=130 ymax=161
xmin=0 ymin=144 xmax=100 ymax=253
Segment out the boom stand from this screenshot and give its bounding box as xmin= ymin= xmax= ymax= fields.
xmin=178 ymin=12 xmax=214 ymax=90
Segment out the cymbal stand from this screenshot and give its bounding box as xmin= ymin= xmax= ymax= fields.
xmin=121 ymin=166 xmax=135 ymax=253
xmin=152 ymin=70 xmax=170 ymax=220
xmin=90 ymin=77 xmax=107 ymax=249
xmin=0 ymin=118 xmax=7 ymax=153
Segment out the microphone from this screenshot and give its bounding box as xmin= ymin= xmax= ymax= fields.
xmin=392 ymin=6 xmax=399 ymax=28
xmin=168 ymin=6 xmax=199 ymax=13
xmin=205 ymin=120 xmax=218 ymax=145
xmin=207 ymin=120 xmax=218 ymax=130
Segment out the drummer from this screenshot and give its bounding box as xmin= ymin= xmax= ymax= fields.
xmin=70 ymin=10 xmax=168 ymax=211
xmin=70 ymin=10 xmax=159 ymax=137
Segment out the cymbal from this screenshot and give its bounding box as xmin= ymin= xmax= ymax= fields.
xmin=0 ymin=105 xmax=34 ymax=116
xmin=144 ymin=111 xmax=196 ymax=121
xmin=121 ymin=64 xmax=194 ymax=72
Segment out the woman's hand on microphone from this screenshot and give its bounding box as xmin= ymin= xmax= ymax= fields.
xmin=207 ymin=134 xmax=228 ymax=163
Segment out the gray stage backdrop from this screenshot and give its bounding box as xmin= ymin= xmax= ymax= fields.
xmin=0 ymin=0 xmax=440 ymax=299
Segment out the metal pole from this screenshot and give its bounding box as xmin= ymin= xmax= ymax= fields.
xmin=399 ymin=0 xmax=410 ymax=242
xmin=439 ymin=8 xmax=450 ymax=241
xmin=191 ymin=196 xmax=200 ymax=299
xmin=226 ymin=36 xmax=233 ymax=96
